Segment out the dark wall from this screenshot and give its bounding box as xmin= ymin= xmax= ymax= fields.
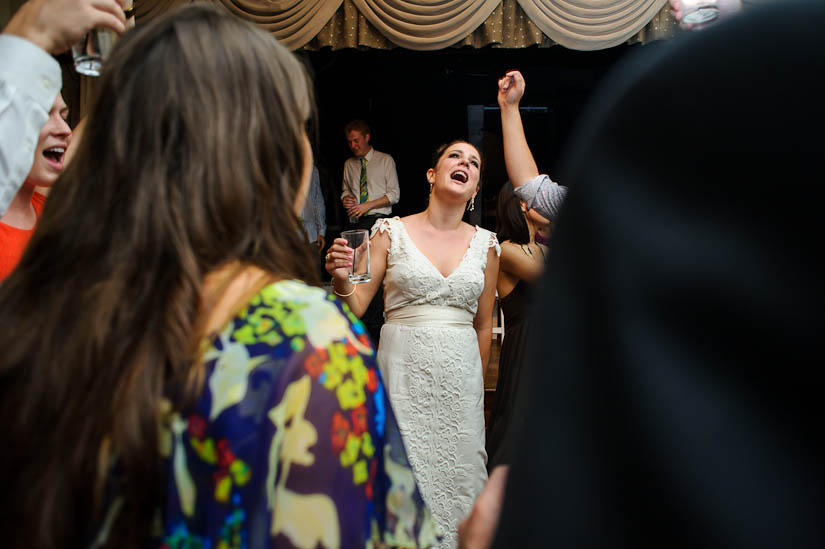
xmin=302 ymin=44 xmax=638 ymax=234
xmin=56 ymin=40 xmax=634 ymax=237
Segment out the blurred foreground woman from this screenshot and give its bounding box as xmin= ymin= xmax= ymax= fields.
xmin=0 ymin=5 xmax=437 ymax=549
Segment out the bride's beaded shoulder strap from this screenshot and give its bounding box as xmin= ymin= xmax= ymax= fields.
xmin=474 ymin=227 xmax=501 ymax=272
xmin=369 ymin=216 xmax=400 ymax=240
xmin=479 ymin=227 xmax=501 ymax=257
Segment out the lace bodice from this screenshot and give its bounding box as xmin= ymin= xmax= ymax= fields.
xmin=371 ymin=217 xmax=500 ymax=316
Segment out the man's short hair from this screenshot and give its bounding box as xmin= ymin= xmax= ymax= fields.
xmin=344 ymin=119 xmax=370 ymax=137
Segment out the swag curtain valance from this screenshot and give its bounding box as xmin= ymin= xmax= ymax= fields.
xmin=82 ymin=0 xmax=674 ymax=119
xmin=134 ymin=0 xmax=676 ymax=51
xmin=77 ymin=0 xmax=676 ymax=136
xmin=517 ymin=0 xmax=669 ymax=50
xmin=214 ymin=0 xmax=345 ymax=50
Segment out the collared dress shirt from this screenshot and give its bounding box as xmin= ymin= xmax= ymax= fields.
xmin=0 ymin=35 xmax=61 ymax=216
xmin=340 ymin=147 xmax=399 ymax=216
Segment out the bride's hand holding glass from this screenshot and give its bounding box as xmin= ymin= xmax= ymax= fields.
xmin=325 ymin=238 xmax=353 ymax=282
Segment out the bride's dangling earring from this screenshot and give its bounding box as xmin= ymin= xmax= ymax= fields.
xmin=467 ymin=196 xmax=475 ymax=212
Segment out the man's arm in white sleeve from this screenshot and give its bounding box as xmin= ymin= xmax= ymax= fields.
xmin=1 ymin=0 xmax=128 ymax=215
xmin=0 ymin=34 xmax=61 ymax=216
xmin=384 ymin=156 xmax=400 ymax=205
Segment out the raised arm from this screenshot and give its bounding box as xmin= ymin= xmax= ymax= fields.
xmin=475 ymin=246 xmax=500 ymax=378
xmin=498 ymin=71 xmax=539 ymax=188
xmin=3 ymin=0 xmax=126 ymax=55
xmin=325 ymin=229 xmax=389 ymax=318
xmin=669 ymin=0 xmax=743 ymax=30
xmin=1 ymin=0 xmax=126 ymax=215
xmin=498 ymin=70 xmax=569 ymax=223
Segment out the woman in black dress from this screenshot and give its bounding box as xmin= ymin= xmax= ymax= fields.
xmin=485 ymin=181 xmax=549 ymax=469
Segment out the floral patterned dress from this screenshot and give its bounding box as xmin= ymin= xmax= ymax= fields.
xmin=97 ymin=280 xmax=439 ymax=548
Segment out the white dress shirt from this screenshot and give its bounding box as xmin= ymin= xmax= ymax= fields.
xmin=341 ymin=147 xmax=399 ymax=216
xmin=0 ymin=34 xmax=61 ymax=216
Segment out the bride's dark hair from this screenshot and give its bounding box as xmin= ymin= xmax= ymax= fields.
xmin=0 ymin=5 xmax=317 ymax=547
xmin=429 ymin=140 xmax=484 ymax=216
xmin=431 ymin=139 xmax=484 ymax=178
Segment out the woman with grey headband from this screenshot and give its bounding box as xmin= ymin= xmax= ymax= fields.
xmin=498 ymin=70 xmax=568 ymax=225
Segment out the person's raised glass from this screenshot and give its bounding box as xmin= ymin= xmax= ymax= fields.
xmin=681 ymin=0 xmax=719 ymax=24
xmin=71 ymin=1 xmax=133 ymax=76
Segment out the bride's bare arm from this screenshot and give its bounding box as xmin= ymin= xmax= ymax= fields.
xmin=325 ymin=230 xmax=389 ymax=318
xmin=474 ymin=247 xmax=499 ymax=378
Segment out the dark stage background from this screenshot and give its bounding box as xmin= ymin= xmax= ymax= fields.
xmin=302 ymin=43 xmax=637 ymax=241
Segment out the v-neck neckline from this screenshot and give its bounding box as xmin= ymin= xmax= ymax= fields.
xmin=396 ymin=218 xmax=480 ymax=280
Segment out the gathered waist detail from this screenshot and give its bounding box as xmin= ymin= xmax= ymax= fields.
xmin=385 ymin=304 xmax=473 ymax=328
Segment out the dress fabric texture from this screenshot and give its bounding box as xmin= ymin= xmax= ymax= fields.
xmin=371 ymin=216 xmax=500 ymax=549
xmin=485 ymin=280 xmax=535 ymax=469
xmin=92 ymin=280 xmax=439 ymax=549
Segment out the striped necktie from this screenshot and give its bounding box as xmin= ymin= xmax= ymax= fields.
xmin=359 ymin=157 xmax=368 ymax=203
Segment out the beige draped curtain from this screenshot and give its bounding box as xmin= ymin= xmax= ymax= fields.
xmin=126 ymin=0 xmax=675 ymax=51
xmin=305 ymin=0 xmax=675 ymax=50
xmin=214 ymin=0 xmax=344 ymax=50
xmin=516 ymin=0 xmax=670 ymax=50
xmin=79 ymin=0 xmax=675 ymax=115
xmin=348 ymin=0 xmax=502 ymax=51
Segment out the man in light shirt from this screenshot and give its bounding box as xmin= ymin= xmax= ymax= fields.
xmin=339 ymin=119 xmax=398 ymax=345
xmin=341 ymin=119 xmax=399 ymax=231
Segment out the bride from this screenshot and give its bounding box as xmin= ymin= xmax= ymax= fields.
xmin=326 ymin=140 xmax=500 ymax=548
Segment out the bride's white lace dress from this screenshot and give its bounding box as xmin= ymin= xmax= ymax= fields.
xmin=370 ymin=217 xmax=500 ymax=549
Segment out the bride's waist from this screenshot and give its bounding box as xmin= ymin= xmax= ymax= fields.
xmin=385 ymin=304 xmax=473 ymax=327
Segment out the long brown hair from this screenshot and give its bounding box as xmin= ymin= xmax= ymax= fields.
xmin=496 ymin=181 xmax=530 ymax=245
xmin=0 ymin=5 xmax=317 ymax=547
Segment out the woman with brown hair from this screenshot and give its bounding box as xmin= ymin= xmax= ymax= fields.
xmin=326 ymin=140 xmax=500 ymax=549
xmin=0 ymin=5 xmax=437 ymax=549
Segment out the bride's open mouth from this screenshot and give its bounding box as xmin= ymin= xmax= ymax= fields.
xmin=450 ymin=170 xmax=468 ymax=184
